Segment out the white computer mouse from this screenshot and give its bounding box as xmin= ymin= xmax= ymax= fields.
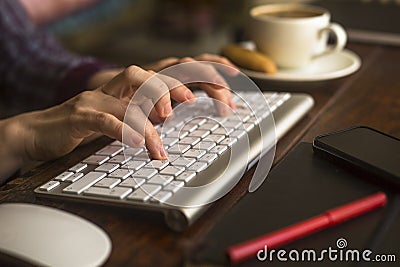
xmin=0 ymin=203 xmax=111 ymax=267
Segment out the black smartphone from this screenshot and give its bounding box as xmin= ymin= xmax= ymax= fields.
xmin=313 ymin=126 xmax=400 ymax=188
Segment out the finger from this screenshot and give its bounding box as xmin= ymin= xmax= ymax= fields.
xmin=140 ymin=98 xmax=165 ymax=124
xmin=155 ymin=73 xmax=196 ymax=103
xmin=93 ymin=89 xmax=166 ymax=159
xmin=102 ymin=66 xmax=173 ymax=118
xmin=73 ymin=91 xmax=146 ymax=147
xmin=143 ymin=57 xmax=180 ymax=72
xmin=124 ymin=105 xmax=167 ymax=160
xmin=200 ymin=85 xmax=234 ymax=116
xmin=83 ymin=111 xmax=144 ymax=147
xmin=194 ymin=53 xmax=240 ymax=76
xmin=179 ymin=57 xmax=229 ymax=89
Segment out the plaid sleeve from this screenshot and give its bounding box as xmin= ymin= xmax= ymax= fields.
xmin=0 ymin=0 xmax=116 ymax=114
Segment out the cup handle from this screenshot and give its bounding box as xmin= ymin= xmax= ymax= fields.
xmin=315 ymin=23 xmax=347 ymax=58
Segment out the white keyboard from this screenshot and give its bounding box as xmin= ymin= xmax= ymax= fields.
xmin=35 ymin=91 xmax=314 ymax=231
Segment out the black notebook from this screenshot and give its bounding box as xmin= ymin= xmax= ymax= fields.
xmin=186 ymin=143 xmax=400 ymax=266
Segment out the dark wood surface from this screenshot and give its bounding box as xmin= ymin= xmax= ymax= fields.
xmin=1 ymin=42 xmax=399 ymax=267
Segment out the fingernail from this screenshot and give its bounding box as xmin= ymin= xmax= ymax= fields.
xmin=185 ymin=90 xmax=195 ymax=101
xmin=230 ymin=98 xmax=236 ymax=109
xmin=160 ymin=146 xmax=168 ymax=159
xmin=228 ymin=66 xmax=240 ymax=76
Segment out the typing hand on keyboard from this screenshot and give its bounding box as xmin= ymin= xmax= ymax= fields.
xmin=1 ymin=61 xmax=239 ymax=179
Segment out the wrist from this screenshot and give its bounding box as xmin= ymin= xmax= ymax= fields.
xmin=87 ymin=68 xmax=123 ymax=89
xmin=0 ymin=117 xmax=27 ymax=179
xmin=57 ymin=61 xmax=121 ymax=103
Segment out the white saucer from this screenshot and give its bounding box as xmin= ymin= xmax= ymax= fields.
xmin=241 ymin=49 xmax=361 ymax=82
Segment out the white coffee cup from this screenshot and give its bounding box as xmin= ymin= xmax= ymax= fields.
xmin=247 ymin=4 xmax=347 ymax=69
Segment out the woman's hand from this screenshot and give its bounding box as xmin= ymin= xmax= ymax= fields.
xmin=143 ymin=54 xmax=239 ymax=114
xmin=0 ymin=58 xmax=237 ymax=179
xmin=89 ymin=54 xmax=239 ymax=113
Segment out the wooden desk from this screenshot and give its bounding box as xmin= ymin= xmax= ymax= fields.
xmin=0 ymin=42 xmax=399 ymax=266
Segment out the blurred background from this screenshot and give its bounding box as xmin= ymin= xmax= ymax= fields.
xmin=43 ymin=0 xmax=399 ymax=66
xmin=47 ymin=0 xmax=247 ymax=66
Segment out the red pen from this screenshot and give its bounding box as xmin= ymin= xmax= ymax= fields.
xmin=227 ymin=191 xmax=387 ymax=265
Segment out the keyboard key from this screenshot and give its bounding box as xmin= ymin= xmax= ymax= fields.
xmin=69 ymin=163 xmax=87 ymax=173
xmin=106 ymin=170 xmax=131 ymax=181
xmin=150 ymin=191 xmax=173 ymax=203
xmin=171 ymin=157 xmax=195 ymax=167
xmin=167 ymin=154 xmax=180 ymax=162
xmin=124 ymin=147 xmax=144 ymax=156
xmin=145 ymin=160 xmax=169 ymax=170
xmin=180 ymin=123 xmax=198 ymax=133
xmin=94 ymin=178 xmax=121 ymax=188
xmin=187 ymin=118 xmax=207 ymax=126
xmin=179 ymin=136 xmax=201 ymax=146
xmin=175 ymin=171 xmax=196 ymax=182
xmin=119 ymin=177 xmax=145 ymax=189
xmin=135 ymin=152 xmax=151 ymax=162
xmin=247 ymin=117 xmax=259 ymax=125
xmin=199 ymin=122 xmax=219 ymax=132
xmin=163 ymin=180 xmax=184 ymax=193
xmin=236 ymin=113 xmax=250 ymax=122
xmin=219 ymin=137 xmax=237 ymax=147
xmin=199 ymin=153 xmax=218 ymax=164
xmin=133 ymin=168 xmax=157 ymax=179
xmin=108 ymin=155 xmax=131 ymax=165
xmin=205 ymin=134 xmax=225 ymax=143
xmin=121 ymin=160 xmax=145 ymax=171
xmin=166 ymin=131 xmax=188 ymax=139
xmin=95 ymin=163 xmax=120 ymax=173
xmin=243 ymin=122 xmax=255 ymax=132
xmin=188 ymin=162 xmax=208 ymax=173
xmin=231 ymin=130 xmax=247 ymax=139
xmin=84 ymin=187 xmax=132 ymax=199
xmin=147 ymin=175 xmax=173 ymax=186
xmin=161 ymin=137 xmax=178 ymax=147
xmin=189 ymin=130 xmax=210 ymax=139
xmin=39 ymin=180 xmax=60 ymax=191
xmin=127 ymin=184 xmax=162 ymax=202
xmin=159 ymin=166 xmax=184 ymax=177
xmin=54 ymin=172 xmax=74 ymax=181
xmin=223 ymin=120 xmax=243 ymax=130
xmin=83 ymin=155 xmax=109 ymax=165
xmin=210 ymin=145 xmax=228 ymax=155
xmin=65 ymin=172 xmax=84 ymax=183
xmin=213 ymin=128 xmax=228 ymax=135
xmin=168 ymin=144 xmax=190 ymax=154
xmin=63 ymin=172 xmax=106 ymax=194
xmin=210 ymin=116 xmax=227 ymax=124
xmin=184 ymin=149 xmax=206 ymax=159
xmin=158 ymin=126 xmax=175 ymax=135
xmin=96 ymin=145 xmax=124 ymax=157
xmin=192 ymin=141 xmax=216 ymax=151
